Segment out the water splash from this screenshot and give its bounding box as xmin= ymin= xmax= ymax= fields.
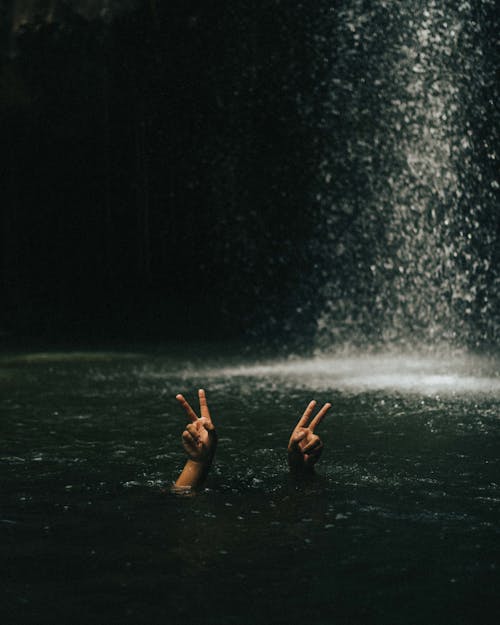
xmin=308 ymin=0 xmax=499 ymax=352
xmin=206 ymin=353 xmax=500 ymax=396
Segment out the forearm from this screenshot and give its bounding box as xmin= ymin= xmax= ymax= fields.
xmin=174 ymin=458 xmax=212 ymax=490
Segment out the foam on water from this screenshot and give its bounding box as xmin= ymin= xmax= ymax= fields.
xmin=208 ymin=353 xmax=500 ymax=395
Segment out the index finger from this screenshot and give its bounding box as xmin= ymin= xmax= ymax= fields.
xmin=198 ymin=388 xmax=211 ymax=422
xmin=176 ymin=394 xmax=198 ymax=422
xmin=309 ymin=402 xmax=332 ymax=432
xmin=296 ymin=400 xmax=317 ymax=428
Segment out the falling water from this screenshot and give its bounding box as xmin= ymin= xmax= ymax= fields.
xmin=2 ymin=5 xmax=500 ymax=625
xmin=307 ymin=0 xmax=499 ymax=353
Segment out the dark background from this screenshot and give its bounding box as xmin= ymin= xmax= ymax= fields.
xmin=1 ymin=1 xmax=499 ymax=350
xmin=2 ymin=1 xmax=325 ymax=348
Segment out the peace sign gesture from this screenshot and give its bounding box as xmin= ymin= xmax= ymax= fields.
xmin=174 ymin=389 xmax=218 ymax=490
xmin=288 ymin=400 xmax=331 ymax=471
xmin=176 ymin=389 xmax=217 ymax=463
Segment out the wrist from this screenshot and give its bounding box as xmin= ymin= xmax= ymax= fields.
xmin=288 ymin=453 xmax=315 ymax=472
xmin=184 ymin=458 xmax=212 ymax=475
xmin=187 ymin=456 xmax=211 ymax=465
xmin=287 ymin=449 xmax=303 ymax=467
xmin=188 ymin=449 xmax=215 ymax=466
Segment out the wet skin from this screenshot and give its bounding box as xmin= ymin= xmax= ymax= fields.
xmin=173 ymin=390 xmax=331 ymax=490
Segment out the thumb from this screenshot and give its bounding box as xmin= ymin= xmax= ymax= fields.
xmin=199 ymin=416 xmax=215 ymax=431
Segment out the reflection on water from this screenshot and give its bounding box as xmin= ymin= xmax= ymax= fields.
xmin=2 ymin=349 xmax=499 ymax=624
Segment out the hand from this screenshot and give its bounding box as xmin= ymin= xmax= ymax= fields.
xmin=174 ymin=389 xmax=217 ymax=490
xmin=288 ymin=400 xmax=331 ymax=472
xmin=177 ymin=389 xmax=217 ymax=463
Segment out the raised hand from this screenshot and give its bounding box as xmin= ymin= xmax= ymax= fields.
xmin=288 ymin=400 xmax=331 ymax=472
xmin=174 ymin=389 xmax=217 ymax=490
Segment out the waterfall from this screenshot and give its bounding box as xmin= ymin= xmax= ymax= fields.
xmin=308 ymin=0 xmax=499 ymax=353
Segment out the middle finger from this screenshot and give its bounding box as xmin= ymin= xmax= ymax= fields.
xmin=309 ymin=402 xmax=332 ymax=432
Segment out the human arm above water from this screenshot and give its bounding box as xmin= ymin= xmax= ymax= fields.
xmin=288 ymin=400 xmax=331 ymax=472
xmin=173 ymin=389 xmax=217 ymax=491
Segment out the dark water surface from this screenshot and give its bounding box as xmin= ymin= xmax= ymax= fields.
xmin=2 ymin=348 xmax=499 ymax=624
